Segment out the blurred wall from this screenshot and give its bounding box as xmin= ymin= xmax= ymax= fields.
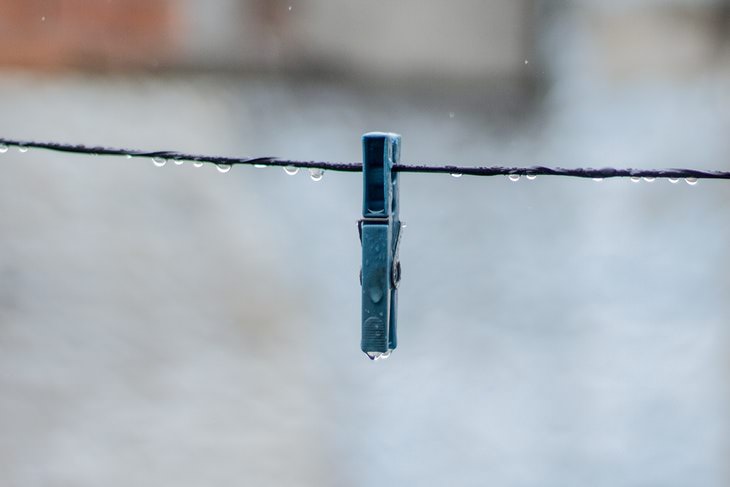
xmin=0 ymin=0 xmax=535 ymax=81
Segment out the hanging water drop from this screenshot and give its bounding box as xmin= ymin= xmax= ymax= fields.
xmin=526 ymin=173 xmax=537 ymax=180
xmin=643 ymin=177 xmax=655 ymax=182
xmin=309 ymin=168 xmax=324 ymax=181
xmin=216 ymin=164 xmax=232 ymax=173
xmin=173 ymin=159 xmax=184 ymax=166
xmin=630 ymin=176 xmax=641 ymax=183
xmin=592 ymin=177 xmax=604 ymax=182
xmin=18 ymin=146 xmax=28 ymax=153
xmin=152 ymin=157 xmax=166 ymax=167
xmin=450 ymin=172 xmax=462 ymax=178
xmin=0 ymin=144 xmax=7 ymax=154
xmin=508 ymin=174 xmax=520 ymax=182
xmin=125 ymin=154 xmax=132 ymax=159
xmin=193 ymin=162 xmax=203 ymax=168
xmin=685 ymin=177 xmax=698 ymax=185
xmin=254 ymin=164 xmax=266 ymax=169
xmin=668 ymin=177 xmax=679 ymax=184
xmin=366 ymin=351 xmax=391 ymax=361
xmin=284 ymin=166 xmax=299 ymax=176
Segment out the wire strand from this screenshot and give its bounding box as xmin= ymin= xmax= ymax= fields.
xmin=2 ymin=137 xmax=729 ymax=180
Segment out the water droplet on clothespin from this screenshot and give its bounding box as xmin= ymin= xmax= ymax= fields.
xmin=0 ymin=144 xmax=7 ymax=153
xmin=216 ymin=164 xmax=232 ymax=173
xmin=284 ymin=166 xmax=299 ymax=176
xmin=18 ymin=146 xmax=28 ymax=153
xmin=450 ymin=172 xmax=462 ymax=178
xmin=193 ymin=161 xmax=203 ymax=168
xmin=630 ymin=176 xmax=641 ymax=183
xmin=643 ymin=177 xmax=655 ymax=182
xmin=508 ymin=174 xmax=520 ymax=182
xmin=366 ymin=351 xmax=391 ymax=361
xmin=152 ymin=157 xmax=166 ymax=167
xmin=668 ymin=177 xmax=679 ymax=184
xmin=685 ymin=177 xmax=698 ymax=185
xmin=309 ymin=168 xmax=324 ymax=181
xmin=526 ymin=173 xmax=537 ymax=180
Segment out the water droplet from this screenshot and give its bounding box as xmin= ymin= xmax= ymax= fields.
xmin=366 ymin=351 xmax=391 ymax=361
xmin=288 ymin=5 xmax=292 ymax=11
xmin=173 ymin=159 xmax=184 ymax=166
xmin=508 ymin=174 xmax=520 ymax=182
xmin=449 ymin=112 xmax=455 ymax=119
xmin=685 ymin=177 xmax=698 ymax=185
xmin=668 ymin=177 xmax=679 ymax=184
xmin=284 ymin=166 xmax=299 ymax=176
xmin=643 ymin=177 xmax=655 ymax=182
xmin=630 ymin=176 xmax=641 ymax=183
xmin=152 ymin=157 xmax=166 ymax=167
xmin=309 ymin=168 xmax=324 ymax=181
xmin=216 ymin=164 xmax=232 ymax=173
xmin=524 ymin=59 xmax=529 ymax=65
xmin=592 ymin=177 xmax=604 ymax=182
xmin=526 ymin=173 xmax=537 ymax=180
xmin=0 ymin=144 xmax=7 ymax=153
xmin=254 ymin=164 xmax=266 ymax=169
xmin=41 ymin=16 xmax=46 ymax=21
xmin=125 ymin=154 xmax=132 ymax=159
xmin=18 ymin=146 xmax=28 ymax=153
xmin=450 ymin=172 xmax=462 ymax=178
xmin=193 ymin=162 xmax=203 ymax=168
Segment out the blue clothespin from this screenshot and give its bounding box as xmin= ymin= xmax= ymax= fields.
xmin=359 ymin=132 xmax=403 ymax=360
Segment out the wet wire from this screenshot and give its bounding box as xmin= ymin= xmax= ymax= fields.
xmin=2 ymin=136 xmax=730 ymax=180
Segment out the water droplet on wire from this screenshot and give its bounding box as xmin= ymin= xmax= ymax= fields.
xmin=643 ymin=177 xmax=655 ymax=182
xmin=309 ymin=168 xmax=324 ymax=181
xmin=685 ymin=177 xmax=698 ymax=185
xmin=526 ymin=173 xmax=537 ymax=180
xmin=18 ymin=146 xmax=28 ymax=153
xmin=125 ymin=154 xmax=132 ymax=159
xmin=284 ymin=166 xmax=299 ymax=176
xmin=630 ymin=176 xmax=641 ymax=183
xmin=450 ymin=173 xmax=462 ymax=178
xmin=0 ymin=144 xmax=7 ymax=153
xmin=592 ymin=177 xmax=603 ymax=182
xmin=216 ymin=164 xmax=232 ymax=173
xmin=668 ymin=177 xmax=680 ymax=184
xmin=173 ymin=159 xmax=184 ymax=166
xmin=508 ymin=174 xmax=520 ymax=182
xmin=193 ymin=162 xmax=203 ymax=168
xmin=254 ymin=164 xmax=266 ymax=169
xmin=152 ymin=157 xmax=166 ymax=167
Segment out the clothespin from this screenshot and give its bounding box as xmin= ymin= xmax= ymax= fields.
xmin=359 ymin=132 xmax=403 ymax=360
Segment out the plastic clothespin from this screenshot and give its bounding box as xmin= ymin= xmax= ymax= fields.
xmin=359 ymin=132 xmax=403 ymax=361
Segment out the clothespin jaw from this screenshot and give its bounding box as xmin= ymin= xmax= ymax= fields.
xmin=360 ymin=132 xmax=402 ymax=360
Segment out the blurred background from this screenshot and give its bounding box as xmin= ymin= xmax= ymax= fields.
xmin=0 ymin=1 xmax=729 ymax=486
